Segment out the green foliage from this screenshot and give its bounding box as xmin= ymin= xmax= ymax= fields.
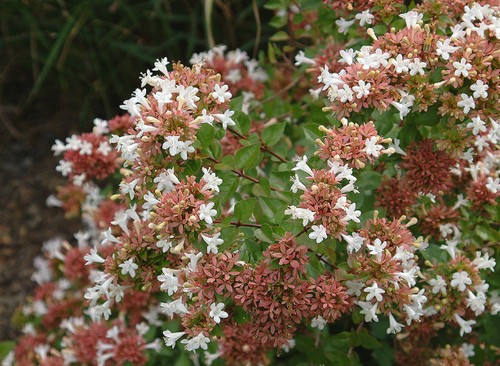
xmin=0 ymin=0 xmax=274 ymax=121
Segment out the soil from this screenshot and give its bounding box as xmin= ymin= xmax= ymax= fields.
xmin=0 ymin=98 xmax=83 ymax=341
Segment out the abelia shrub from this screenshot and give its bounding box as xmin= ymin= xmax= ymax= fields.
xmin=3 ymin=2 xmax=499 ymax=366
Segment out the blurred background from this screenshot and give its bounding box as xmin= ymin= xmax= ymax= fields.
xmin=0 ymin=0 xmax=272 ymax=341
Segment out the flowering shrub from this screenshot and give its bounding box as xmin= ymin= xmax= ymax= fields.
xmin=2 ymin=1 xmax=499 ymax=365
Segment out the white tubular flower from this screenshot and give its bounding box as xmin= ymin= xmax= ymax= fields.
xmin=177 ymin=140 xmax=195 ymax=160
xmin=429 ymin=275 xmax=447 ymax=295
xmin=214 ymin=110 xmax=236 ymax=129
xmin=391 ymin=55 xmax=410 ymax=73
xmin=352 ymin=80 xmax=371 ymax=99
xmin=358 ymin=301 xmax=379 ymax=322
xmin=485 ymin=177 xmax=499 ymax=194
xmin=454 ymin=313 xmax=476 ymax=336
xmin=436 ymin=38 xmax=459 ymax=60
xmin=390 ymin=100 xmax=412 ymax=119
xmin=466 ymin=290 xmax=486 ymax=316
xmin=355 ymin=10 xmax=374 ymax=26
xmin=51 ymin=139 xmax=67 ymax=156
xmin=341 ymin=232 xmax=365 ymax=253
xmin=309 ymin=225 xmax=328 ymax=243
xmin=292 ymin=155 xmax=314 ymax=177
xmin=335 ymin=17 xmax=355 ymax=34
xmin=284 ymin=206 xmax=316 ymax=226
xmin=363 ymin=136 xmax=383 ymax=157
xmin=181 ymin=332 xmax=210 ymax=352
xmin=387 ymin=313 xmax=404 ymax=334
xmin=364 ymin=282 xmax=385 ymax=302
xmin=160 ymin=299 xmax=189 ymax=318
xmin=440 ymin=239 xmax=458 ymax=259
xmin=84 ymin=247 xmax=105 ymax=265
xmin=294 ymin=50 xmax=316 ymax=66
xmin=457 ymin=94 xmax=476 ymax=114
xmin=366 ymin=238 xmax=387 ymax=261
xmin=339 ymin=49 xmax=356 ymax=65
xmin=470 ymin=80 xmax=489 ymax=99
xmin=56 ymin=160 xmax=73 ymax=177
xmin=211 ymin=84 xmax=232 ymax=103
xmin=154 ymin=169 xmax=180 ymax=193
xmin=118 ymin=258 xmax=138 ymax=278
xmin=450 ymin=271 xmax=472 ymax=292
xmin=135 ymin=120 xmax=158 ymax=138
xmin=142 ymin=191 xmax=160 ymax=212
xmin=176 ymin=85 xmax=199 ymax=110
xmin=461 ymin=343 xmax=475 ymax=358
xmin=311 ymin=315 xmax=327 ymax=330
xmin=209 ymin=302 xmax=229 ymax=323
xmin=290 ymin=174 xmax=307 ymax=193
xmin=153 ymin=57 xmax=170 ymax=75
xmin=472 ymin=251 xmax=496 ymax=271
xmin=163 ymin=330 xmax=185 ymax=349
xmin=399 ymin=11 xmax=422 ymax=28
xmin=156 ymin=239 xmax=173 ymax=253
xmin=199 ymin=108 xmax=215 ymax=125
xmin=202 ymin=167 xmax=223 ymax=193
xmin=199 ymin=202 xmax=217 ymax=225
xmin=101 ymin=228 xmax=120 ymax=246
xmin=341 ymin=203 xmax=361 ymax=223
xmin=157 ymin=268 xmax=179 ymax=296
xmin=453 ymin=58 xmax=472 ymax=77
xmin=202 ymin=232 xmax=224 ymax=254
xmin=408 ymin=58 xmax=426 ymax=76
xmin=466 ymin=116 xmax=486 ymax=136
xmin=186 ymin=251 xmax=203 ymax=272
xmin=162 ymin=135 xmax=182 ymax=156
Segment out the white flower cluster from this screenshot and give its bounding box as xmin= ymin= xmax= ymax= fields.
xmin=190 ymin=45 xmax=268 ymax=83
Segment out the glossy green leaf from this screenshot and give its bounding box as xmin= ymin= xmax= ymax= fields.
xmin=262 ymin=122 xmax=286 ymax=147
xmin=234 ymin=198 xmax=257 ymax=222
xmin=235 ymin=143 xmax=261 ymax=170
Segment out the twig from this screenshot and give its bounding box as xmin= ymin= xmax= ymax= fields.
xmin=253 ymin=78 xmax=301 ymax=109
xmin=207 ymin=156 xmax=282 ymax=191
xmin=227 ymin=126 xmax=288 ymax=164
xmin=204 ymin=0 xmax=215 ymax=49
xmin=348 ymin=322 xmax=364 ymax=357
xmin=252 ymin=0 xmax=261 ymax=59
xmin=230 ymin=221 xmax=262 ymax=228
xmin=0 ymin=105 xmax=23 ymax=140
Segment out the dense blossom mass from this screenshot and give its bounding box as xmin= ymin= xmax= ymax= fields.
xmin=4 ymin=1 xmax=499 ymax=366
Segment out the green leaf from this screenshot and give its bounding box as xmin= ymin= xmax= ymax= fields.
xmin=357 ymin=329 xmax=383 ymax=349
xmin=264 ymin=0 xmax=286 ymax=10
xmin=301 ymin=0 xmax=323 ymax=9
xmin=234 ymin=198 xmax=257 ymax=222
xmin=215 ymin=155 xmax=236 ymax=170
xmin=398 ymin=122 xmax=422 ymax=147
xmin=233 ymin=111 xmax=251 ymax=136
xmin=255 ymin=224 xmax=274 ymax=243
xmin=357 ymin=170 xmax=382 ymax=191
xmin=0 ymin=341 xmax=14 ymax=360
xmin=229 ymin=95 xmax=243 ymax=111
xmin=373 ymin=344 xmax=395 ymax=366
xmin=196 ymin=123 xmax=215 ymax=148
xmin=174 ymin=353 xmax=191 ymax=366
xmin=270 ymin=30 xmax=289 ymax=41
xmin=406 ymin=105 xmax=441 ymax=126
xmin=235 ymin=144 xmax=261 ymax=170
xmin=262 ymin=122 xmax=286 ymax=147
xmin=302 ymin=123 xmax=322 ymax=141
xmin=257 ymin=196 xmax=287 ymax=224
